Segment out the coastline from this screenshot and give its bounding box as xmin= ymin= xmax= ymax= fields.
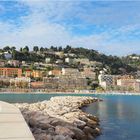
xmin=14 ymin=96 xmax=101 ymax=140
xmin=0 ymin=90 xmax=140 ymax=95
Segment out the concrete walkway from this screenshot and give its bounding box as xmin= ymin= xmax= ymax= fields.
xmin=0 ymin=101 xmax=35 ymax=140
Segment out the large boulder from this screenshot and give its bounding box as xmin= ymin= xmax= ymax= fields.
xmin=55 ymin=126 xmax=74 ymax=138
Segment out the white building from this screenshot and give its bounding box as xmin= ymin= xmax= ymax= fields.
xmin=45 ymin=58 xmax=51 ymax=63
xmin=98 ymin=73 xmax=114 ymax=89
xmin=65 ymin=58 xmax=73 ymax=64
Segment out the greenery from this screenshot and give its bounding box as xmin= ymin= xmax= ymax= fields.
xmin=0 ymin=45 xmax=138 ymax=75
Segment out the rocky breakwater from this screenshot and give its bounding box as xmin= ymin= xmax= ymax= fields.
xmin=14 ymin=96 xmax=101 ymax=140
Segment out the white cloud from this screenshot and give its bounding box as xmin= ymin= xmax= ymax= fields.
xmin=0 ymin=0 xmax=140 ymax=56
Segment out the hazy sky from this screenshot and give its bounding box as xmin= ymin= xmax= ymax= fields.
xmin=0 ymin=0 xmax=140 ymax=55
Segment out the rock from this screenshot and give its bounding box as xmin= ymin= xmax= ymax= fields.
xmin=73 ymin=119 xmax=86 ymax=129
xmin=92 ymin=127 xmax=101 ymax=136
xmin=86 ymin=119 xmax=98 ymax=128
xmin=53 ymin=135 xmax=66 ymax=140
xmin=87 ymin=115 xmax=100 ymax=122
xmin=50 ymin=119 xmax=70 ymax=127
xmin=55 ymin=125 xmax=75 ymax=138
xmin=83 ymin=126 xmax=95 ymax=134
xmin=14 ymin=96 xmax=101 ymax=140
xmin=46 ymin=134 xmax=53 ymax=140
xmin=67 ymin=126 xmax=87 ymax=140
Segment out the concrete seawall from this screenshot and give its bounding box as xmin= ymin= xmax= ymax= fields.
xmin=0 ymin=101 xmax=34 ymax=140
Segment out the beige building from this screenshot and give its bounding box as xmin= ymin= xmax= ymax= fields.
xmin=10 ymin=77 xmax=31 ymax=88
xmin=62 ymin=68 xmax=82 ymax=77
xmin=81 ymin=67 xmax=96 ymax=79
xmin=43 ymin=76 xmax=87 ymax=90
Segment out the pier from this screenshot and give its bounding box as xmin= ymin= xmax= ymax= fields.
xmin=0 ymin=101 xmax=34 ymax=140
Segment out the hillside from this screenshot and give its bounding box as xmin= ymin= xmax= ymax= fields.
xmin=0 ymin=45 xmax=138 ymax=75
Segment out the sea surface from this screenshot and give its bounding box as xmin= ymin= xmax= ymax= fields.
xmin=0 ymin=93 xmax=140 ymax=140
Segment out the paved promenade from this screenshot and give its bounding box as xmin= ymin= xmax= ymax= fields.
xmin=0 ymin=101 xmax=35 ymax=140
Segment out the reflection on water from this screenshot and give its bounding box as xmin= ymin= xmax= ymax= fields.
xmin=83 ymin=95 xmax=140 ymax=140
xmin=0 ymin=94 xmax=140 ymax=140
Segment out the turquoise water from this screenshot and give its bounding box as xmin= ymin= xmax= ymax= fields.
xmin=0 ymin=93 xmax=140 ymax=140
xmin=0 ymin=93 xmax=96 ymax=103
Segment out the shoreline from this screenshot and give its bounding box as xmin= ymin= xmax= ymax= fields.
xmin=0 ymin=91 xmax=140 ymax=95
xmin=14 ymin=96 xmax=101 ymax=140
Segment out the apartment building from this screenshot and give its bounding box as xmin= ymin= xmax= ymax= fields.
xmin=10 ymin=77 xmax=31 ymax=88
xmin=117 ymin=78 xmax=140 ymax=92
xmin=8 ymin=60 xmax=20 ymax=67
xmin=32 ymin=70 xmax=43 ymax=78
xmin=0 ymin=68 xmax=22 ymax=77
xmin=81 ymin=67 xmax=96 ymax=79
xmin=43 ymin=76 xmax=87 ymax=90
xmin=62 ymin=68 xmax=82 ymax=77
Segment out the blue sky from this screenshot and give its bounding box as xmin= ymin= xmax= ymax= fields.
xmin=0 ymin=0 xmax=140 ymax=56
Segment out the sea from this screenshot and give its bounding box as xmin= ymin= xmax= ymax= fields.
xmin=0 ymin=93 xmax=140 ymax=140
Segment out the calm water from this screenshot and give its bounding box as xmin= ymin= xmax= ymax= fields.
xmin=0 ymin=93 xmax=140 ymax=140
xmin=83 ymin=95 xmax=140 ymax=140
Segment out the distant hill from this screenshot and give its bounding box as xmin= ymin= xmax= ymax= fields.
xmin=0 ymin=45 xmax=138 ymax=75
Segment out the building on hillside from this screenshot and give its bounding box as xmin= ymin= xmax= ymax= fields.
xmin=8 ymin=60 xmax=20 ymax=67
xmin=48 ymin=69 xmax=62 ymax=76
xmin=117 ymin=77 xmax=140 ymax=92
xmin=25 ymin=69 xmax=44 ymax=78
xmin=129 ymin=55 xmax=140 ymax=60
xmin=81 ymin=67 xmax=96 ymax=79
xmin=134 ymin=80 xmax=140 ymax=92
xmin=55 ymin=52 xmax=64 ymax=58
xmin=0 ymin=61 xmax=6 ymax=67
xmin=10 ymin=77 xmax=31 ymax=88
xmin=98 ymin=73 xmax=120 ymax=89
xmin=45 ymin=58 xmax=51 ymax=63
xmin=0 ymin=77 xmax=10 ymax=87
xmin=64 ymin=53 xmax=77 ymax=57
xmin=43 ymin=76 xmax=87 ymax=90
xmin=32 ymin=70 xmax=43 ymax=78
xmin=74 ymin=58 xmax=90 ymax=65
xmin=62 ymin=68 xmax=82 ymax=77
xmin=117 ymin=79 xmax=135 ymax=87
xmin=55 ymin=59 xmax=63 ymax=64
xmin=30 ymin=82 xmax=44 ymax=88
xmin=59 ymin=76 xmax=87 ymax=90
xmin=98 ymin=74 xmax=113 ymax=89
xmin=0 ymin=68 xmax=22 ymax=77
xmin=65 ymin=58 xmax=73 ymax=64
xmin=25 ymin=69 xmax=32 ymax=77
xmin=43 ymin=77 xmax=59 ymax=89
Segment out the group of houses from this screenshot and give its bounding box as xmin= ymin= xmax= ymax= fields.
xmin=98 ymin=71 xmax=140 ymax=92
xmin=0 ymin=65 xmax=96 ymax=91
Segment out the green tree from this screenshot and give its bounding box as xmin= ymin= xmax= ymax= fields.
xmin=33 ymin=46 xmax=39 ymax=52
xmin=3 ymin=46 xmax=11 ymax=52
xmin=23 ymin=46 xmax=29 ymax=53
xmin=20 ymin=47 xmax=23 ymax=52
xmin=40 ymin=47 xmax=44 ymax=52
xmin=11 ymin=46 xmax=16 ymax=51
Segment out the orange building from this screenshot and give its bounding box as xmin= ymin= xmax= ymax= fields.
xmin=0 ymin=68 xmax=22 ymax=77
xmin=25 ymin=69 xmax=32 ymax=77
xmin=32 ymin=70 xmax=43 ymax=78
xmin=48 ymin=69 xmax=62 ymax=76
xmin=25 ymin=69 xmax=43 ymax=78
